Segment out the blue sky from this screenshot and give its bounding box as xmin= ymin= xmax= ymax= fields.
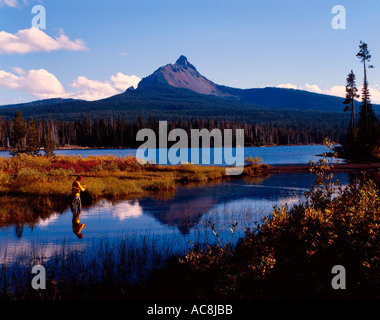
xmin=0 ymin=0 xmax=379 ymax=105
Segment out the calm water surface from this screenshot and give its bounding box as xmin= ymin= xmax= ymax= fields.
xmin=0 ymin=145 xmax=345 ymax=261
xmin=0 ymin=145 xmax=337 ymax=165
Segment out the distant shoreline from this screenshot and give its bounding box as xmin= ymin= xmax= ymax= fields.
xmin=261 ymin=162 xmax=380 ymax=174
xmin=0 ymin=143 xmax=325 ymax=152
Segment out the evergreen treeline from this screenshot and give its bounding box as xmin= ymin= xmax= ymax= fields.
xmin=341 ymin=41 xmax=380 ymax=161
xmin=0 ymin=112 xmax=347 ymax=152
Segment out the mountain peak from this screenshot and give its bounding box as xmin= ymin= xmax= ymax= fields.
xmin=175 ymin=55 xmax=196 ymax=71
xmin=176 ymin=55 xmax=189 ymax=65
xmin=138 ymin=55 xmax=227 ymax=96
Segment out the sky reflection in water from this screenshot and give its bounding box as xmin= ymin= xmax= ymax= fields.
xmin=0 ymin=171 xmax=350 ymax=261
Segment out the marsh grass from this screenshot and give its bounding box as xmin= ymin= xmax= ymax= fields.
xmin=0 ymin=154 xmax=236 ymax=200
xmin=0 ymin=154 xmax=267 ymax=226
xmin=0 ymin=231 xmax=186 ymax=299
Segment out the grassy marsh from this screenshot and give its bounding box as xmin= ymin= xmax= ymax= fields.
xmin=0 ymin=154 xmax=269 ymax=225
xmin=0 ymin=154 xmax=229 ymax=199
xmin=2 ymin=170 xmax=380 ymax=300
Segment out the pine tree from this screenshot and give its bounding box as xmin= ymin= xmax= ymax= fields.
xmin=355 ymin=41 xmax=379 ymax=157
xmin=357 ymin=83 xmax=378 ymax=146
xmin=12 ymin=110 xmax=26 ymax=153
xmin=342 ymin=70 xmax=359 ymax=158
xmin=25 ymin=118 xmax=40 ymax=155
xmin=42 ymin=127 xmax=55 ymax=157
xmin=356 ymin=42 xmax=378 ymax=139
xmin=343 ymin=70 xmax=359 ymax=130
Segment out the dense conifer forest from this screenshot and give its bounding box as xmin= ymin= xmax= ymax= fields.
xmin=0 ymin=111 xmax=349 ymax=151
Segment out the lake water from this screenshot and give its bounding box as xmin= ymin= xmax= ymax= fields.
xmin=0 ymin=145 xmax=346 ymax=265
xmin=0 ymin=144 xmax=337 ymax=165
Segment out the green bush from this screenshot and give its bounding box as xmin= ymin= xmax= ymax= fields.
xmin=48 ymin=168 xmax=73 ymax=178
xmin=15 ymin=168 xmax=47 ymax=182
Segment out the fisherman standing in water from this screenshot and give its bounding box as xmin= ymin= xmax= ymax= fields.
xmin=71 ymin=175 xmax=86 ymax=238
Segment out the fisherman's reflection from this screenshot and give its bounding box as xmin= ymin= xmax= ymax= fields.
xmin=71 ymin=209 xmax=86 ymax=239
xmin=70 ymin=175 xmax=86 ymax=238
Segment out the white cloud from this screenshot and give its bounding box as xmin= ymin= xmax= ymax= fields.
xmin=0 ymin=70 xmax=20 ymax=90
xmin=0 ymin=68 xmax=66 ymax=99
xmin=70 ymin=76 xmax=120 ymax=101
xmin=23 ymin=69 xmax=67 ymax=99
xmin=276 ymin=83 xmax=298 ymax=90
xmin=0 ymin=27 xmax=88 ymax=54
xmin=276 ymin=82 xmax=380 ymax=104
xmin=369 ymin=86 xmax=380 ymax=105
xmin=328 ymin=85 xmax=346 ymax=98
xmin=12 ymin=66 xmax=26 ymax=75
xmin=304 ymin=83 xmax=323 ymax=94
xmin=0 ymin=67 xmax=141 ymax=102
xmin=110 ymin=73 xmax=140 ymax=91
xmin=69 ymin=73 xmax=140 ymax=101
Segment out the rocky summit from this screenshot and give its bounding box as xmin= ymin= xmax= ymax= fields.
xmin=138 ymin=55 xmax=229 ymax=96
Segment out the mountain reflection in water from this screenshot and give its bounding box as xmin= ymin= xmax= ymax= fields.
xmin=0 ymin=172 xmax=352 ymax=262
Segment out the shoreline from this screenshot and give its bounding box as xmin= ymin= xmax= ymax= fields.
xmin=0 ymin=143 xmax=326 ymax=152
xmin=261 ymin=162 xmax=380 ymax=174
